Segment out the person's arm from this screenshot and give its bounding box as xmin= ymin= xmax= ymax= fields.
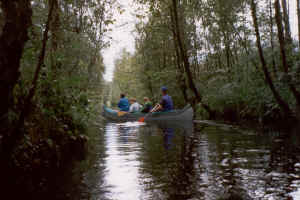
xmin=156 ymin=98 xmax=166 ymax=111
xmin=150 ymin=104 xmax=161 ymax=113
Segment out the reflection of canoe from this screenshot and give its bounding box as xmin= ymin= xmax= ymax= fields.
xmin=148 ymin=120 xmax=194 ymax=133
xmin=102 ymin=105 xmax=193 ymax=122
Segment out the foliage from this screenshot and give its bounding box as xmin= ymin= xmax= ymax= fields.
xmin=111 ymin=0 xmax=300 ymax=123
xmin=111 ymin=49 xmax=145 ymax=105
xmin=0 ymin=0 xmax=118 ymax=171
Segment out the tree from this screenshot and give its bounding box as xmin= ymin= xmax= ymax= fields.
xmin=275 ymin=0 xmax=300 ymax=109
xmin=281 ymin=0 xmax=292 ymax=43
xmin=132 ymin=0 xmax=300 ymax=122
xmin=0 ymin=0 xmax=32 ymax=134
xmin=250 ymin=0 xmax=292 ymax=116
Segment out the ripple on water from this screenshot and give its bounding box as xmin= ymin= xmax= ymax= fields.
xmin=77 ymin=122 xmax=300 ymax=200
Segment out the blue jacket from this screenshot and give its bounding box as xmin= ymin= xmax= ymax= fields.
xmin=118 ymin=98 xmax=130 ymax=111
xmin=160 ymin=95 xmax=173 ymax=111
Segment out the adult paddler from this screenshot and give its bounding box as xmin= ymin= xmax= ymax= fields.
xmin=153 ymin=86 xmax=174 ymax=112
xmin=118 ymin=93 xmax=130 ymax=112
xmin=138 ymin=86 xmax=173 ymax=122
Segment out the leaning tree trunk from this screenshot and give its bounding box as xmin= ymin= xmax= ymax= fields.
xmin=269 ymin=0 xmax=278 ymax=78
xmin=275 ymin=0 xmax=300 ymax=108
xmin=1 ymin=0 xmax=55 ymax=157
xmin=170 ymin=16 xmax=189 ymax=103
xmin=250 ymin=0 xmax=292 ymax=116
xmin=170 ymin=0 xmax=215 ymax=119
xmin=174 ymin=47 xmax=189 ymax=103
xmin=0 ymin=0 xmax=32 ymax=135
xmin=50 ymin=0 xmax=61 ymax=75
xmin=281 ymin=0 xmax=293 ymax=43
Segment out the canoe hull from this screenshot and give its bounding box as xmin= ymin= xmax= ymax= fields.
xmin=102 ymin=105 xmax=193 ymax=122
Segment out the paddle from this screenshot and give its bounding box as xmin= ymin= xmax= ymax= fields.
xmin=117 ymin=111 xmax=128 ymax=117
xmin=138 ymin=104 xmax=160 ymax=122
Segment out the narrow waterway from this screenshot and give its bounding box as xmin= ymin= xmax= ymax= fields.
xmin=73 ymin=121 xmax=300 ymax=200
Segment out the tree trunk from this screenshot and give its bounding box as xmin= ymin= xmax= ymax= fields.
xmin=297 ymin=0 xmax=300 ymax=47
xmin=50 ymin=0 xmax=60 ymax=51
xmin=50 ymin=0 xmax=60 ymax=74
xmin=170 ymin=10 xmax=189 ymax=104
xmin=250 ymin=0 xmax=292 ymax=116
xmin=281 ymin=0 xmax=293 ymax=43
xmin=275 ymin=0 xmax=300 ymax=106
xmin=269 ymin=0 xmax=278 ymax=78
xmin=174 ymin=47 xmax=189 ymax=103
xmin=222 ymin=31 xmax=232 ymax=70
xmin=0 ymin=0 xmax=32 ymax=135
xmin=2 ymin=0 xmax=55 ymax=155
xmin=170 ymin=0 xmax=215 ymax=118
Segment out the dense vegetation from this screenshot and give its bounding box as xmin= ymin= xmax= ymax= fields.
xmin=112 ymin=0 xmax=300 ymax=124
xmin=0 ymin=0 xmax=117 ymax=192
xmin=1 ymin=0 xmax=300 ymax=197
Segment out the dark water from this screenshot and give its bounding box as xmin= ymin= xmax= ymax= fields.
xmin=6 ymin=121 xmax=300 ymax=200
xmin=65 ymin=121 xmax=300 ymax=200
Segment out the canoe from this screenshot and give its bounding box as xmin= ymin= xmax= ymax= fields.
xmin=102 ymin=105 xmax=194 ymax=122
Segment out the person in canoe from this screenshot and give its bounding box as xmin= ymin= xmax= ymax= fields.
xmin=118 ymin=93 xmax=130 ymax=112
xmin=129 ymin=98 xmax=142 ymax=113
xmin=140 ymin=97 xmax=153 ymax=113
xmin=152 ymin=86 xmax=174 ymax=112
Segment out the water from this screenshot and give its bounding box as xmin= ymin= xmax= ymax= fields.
xmin=73 ymin=121 xmax=300 ymax=200
xmin=5 ymin=121 xmax=300 ymax=199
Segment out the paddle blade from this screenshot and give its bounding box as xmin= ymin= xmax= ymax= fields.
xmin=138 ymin=117 xmax=145 ymax=122
xmin=118 ymin=111 xmax=127 ymax=117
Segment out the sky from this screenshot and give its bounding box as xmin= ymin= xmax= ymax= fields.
xmin=103 ymin=0 xmax=137 ymax=82
xmin=102 ymin=0 xmax=299 ymax=82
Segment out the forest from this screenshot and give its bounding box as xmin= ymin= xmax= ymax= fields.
xmin=113 ymin=0 xmax=300 ymax=124
xmin=0 ymin=0 xmax=117 ymax=195
xmin=0 ymin=0 xmax=300 ymax=198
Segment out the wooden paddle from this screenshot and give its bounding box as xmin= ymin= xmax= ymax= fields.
xmin=138 ymin=104 xmax=160 ymax=122
xmin=117 ymin=111 xmax=128 ymax=117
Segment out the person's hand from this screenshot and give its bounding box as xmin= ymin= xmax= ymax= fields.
xmin=150 ymin=104 xmax=161 ymax=113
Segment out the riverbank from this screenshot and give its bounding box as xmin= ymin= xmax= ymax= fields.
xmin=0 ymin=106 xmax=103 ymax=199
xmin=194 ymin=102 xmax=299 ymax=132
xmin=0 ymin=128 xmax=88 ymax=199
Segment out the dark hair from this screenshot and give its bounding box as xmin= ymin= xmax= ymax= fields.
xmin=120 ymin=93 xmax=125 ymax=98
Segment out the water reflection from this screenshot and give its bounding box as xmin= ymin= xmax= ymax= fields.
xmin=76 ymin=121 xmax=300 ymax=200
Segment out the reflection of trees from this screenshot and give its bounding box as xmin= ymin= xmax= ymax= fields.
xmin=166 ymin=125 xmax=205 ymax=200
xmin=77 ymin=123 xmax=111 ymax=200
xmin=6 ymin=123 xmax=110 ymax=200
xmin=137 ymin=123 xmax=201 ymax=200
xmin=196 ymin=125 xmax=300 ymax=199
xmin=137 ymin=122 xmax=300 ymax=200
xmin=264 ymin=128 xmax=300 ymax=198
xmin=196 ymin=126 xmax=238 ymax=197
xmin=195 ymin=126 xmax=267 ymax=199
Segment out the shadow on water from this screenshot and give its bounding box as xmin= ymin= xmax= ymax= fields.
xmin=86 ymin=121 xmax=300 ymax=200
xmin=2 ymin=121 xmax=300 ymax=200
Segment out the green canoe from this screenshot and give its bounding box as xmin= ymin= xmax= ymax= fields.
xmin=102 ymin=105 xmax=193 ymax=122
